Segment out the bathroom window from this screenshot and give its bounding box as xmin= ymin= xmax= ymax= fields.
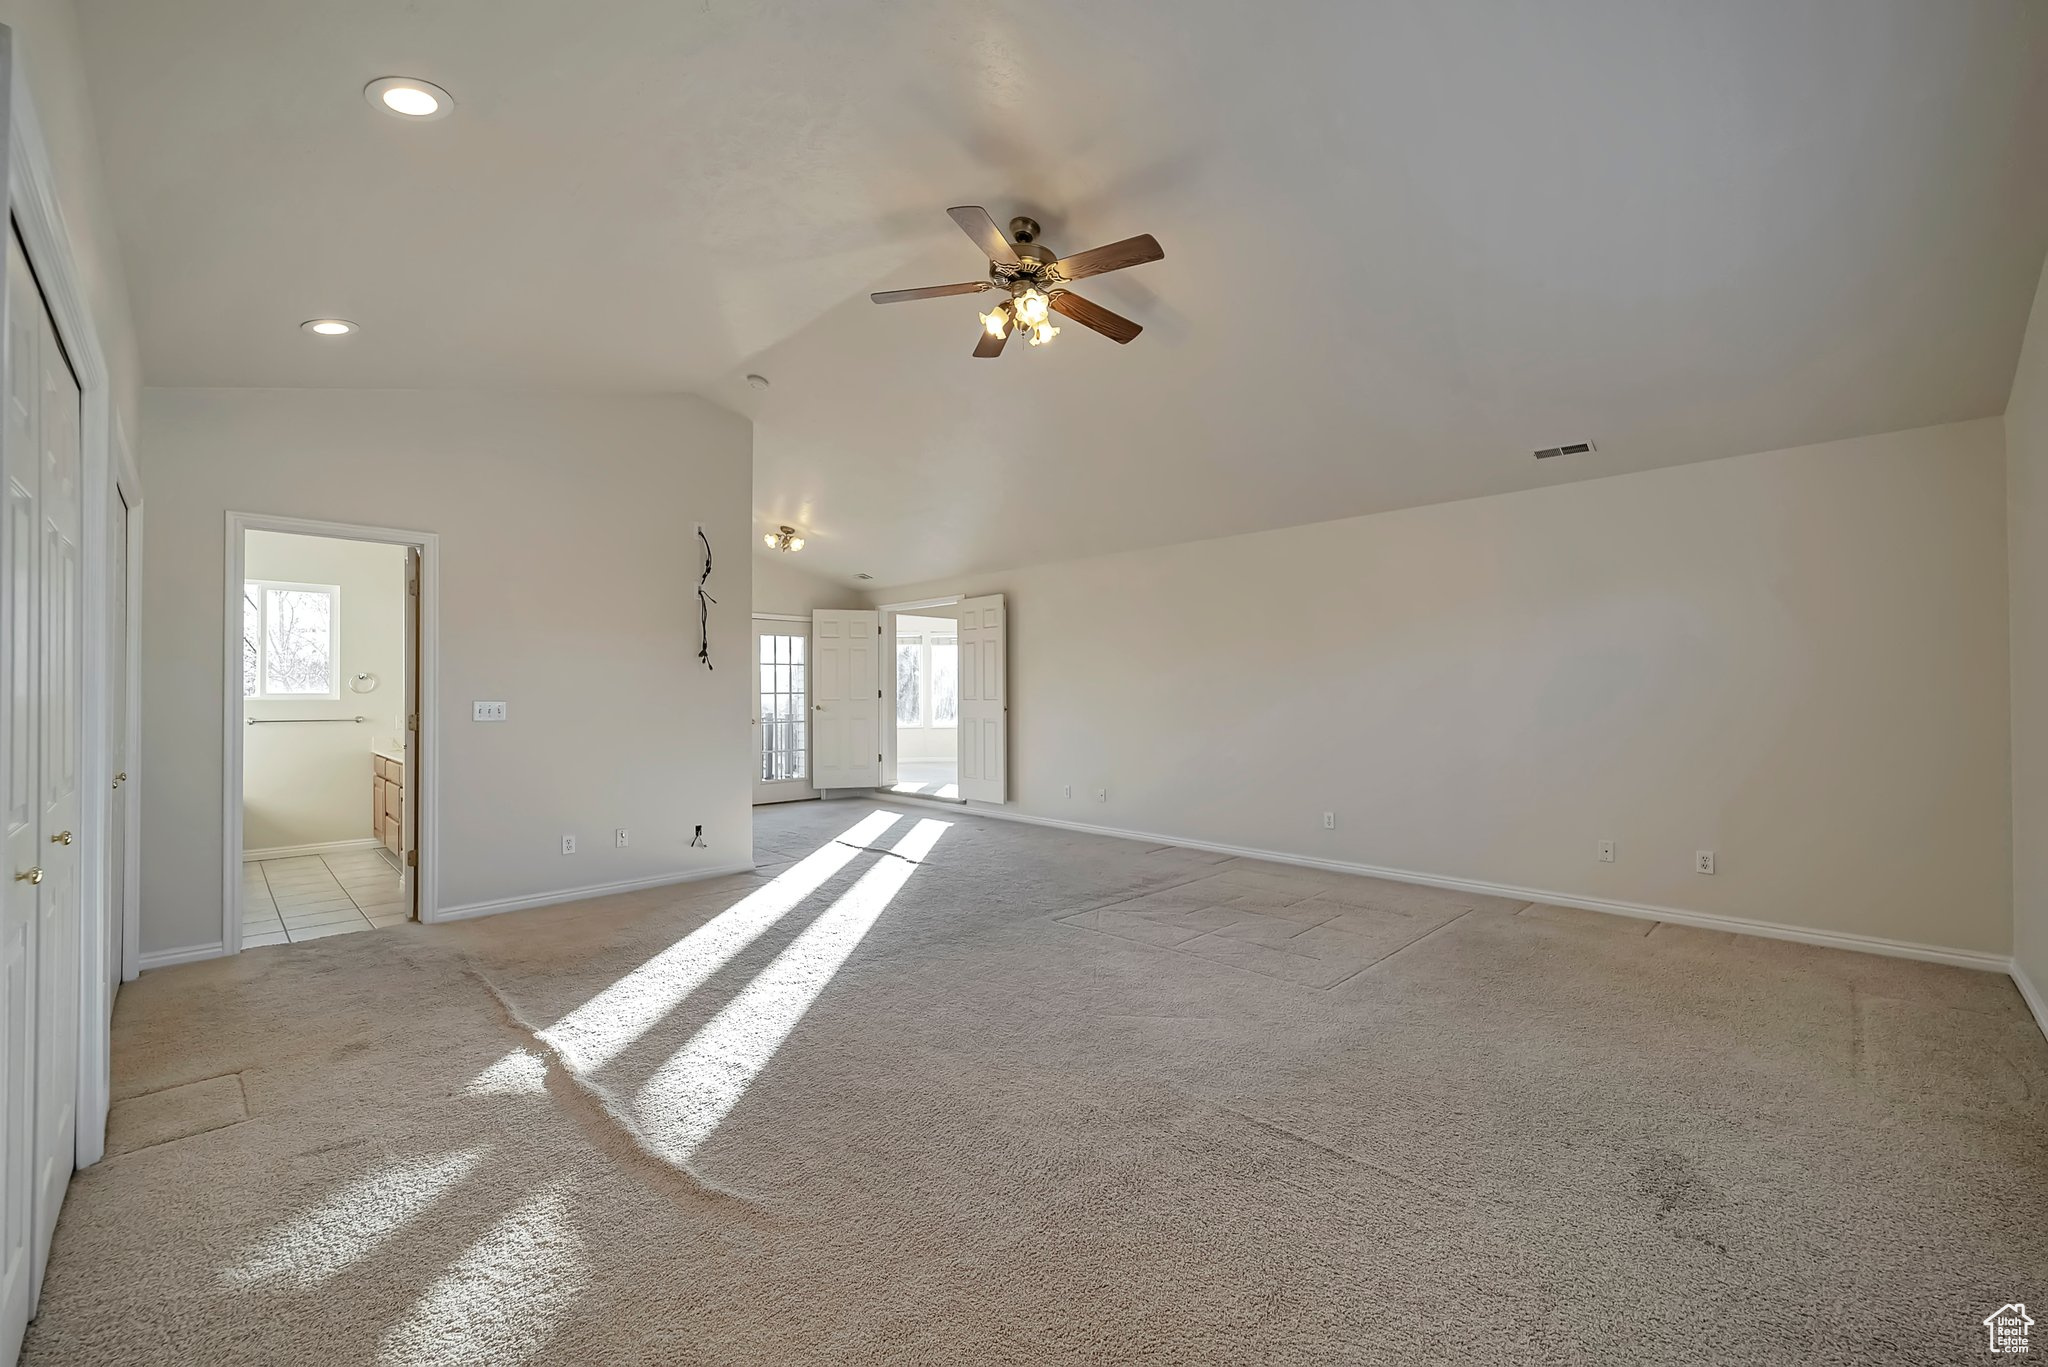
xmin=244 ymin=580 xmax=341 ymax=700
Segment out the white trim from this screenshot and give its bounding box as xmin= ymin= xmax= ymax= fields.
xmin=4 ymin=30 xmax=120 ymax=1175
xmin=752 ymin=612 xmax=810 ymax=623
xmin=875 ymin=595 xmax=960 ymax=612
xmin=437 ymin=861 xmax=758 ymax=922
xmin=242 ymin=837 xmax=382 ymax=863
xmin=137 ymin=943 xmax=224 ymax=972
xmin=2012 ymin=960 xmax=2048 ymax=1044
xmin=876 ymin=796 xmax=2013 ymax=974
xmin=224 ymin=513 xmax=442 ymax=954
xmin=114 ymin=435 xmax=141 ymax=987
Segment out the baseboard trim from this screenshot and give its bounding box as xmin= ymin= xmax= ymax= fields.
xmin=435 ymin=861 xmax=759 ymax=924
xmin=138 ymin=942 xmax=226 ymax=971
xmin=875 ymin=795 xmax=2010 ymax=974
xmin=2011 ymin=960 xmax=2048 ymax=1043
xmin=242 ymin=837 xmax=382 ymax=862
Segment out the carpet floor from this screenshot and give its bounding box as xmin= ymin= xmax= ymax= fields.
xmin=21 ymin=799 xmax=2048 ymax=1365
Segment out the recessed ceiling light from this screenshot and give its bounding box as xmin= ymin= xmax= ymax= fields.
xmin=365 ymin=77 xmax=453 ymax=121
xmin=300 ymin=318 xmax=358 ymax=336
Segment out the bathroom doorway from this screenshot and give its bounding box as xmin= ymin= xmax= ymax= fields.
xmin=224 ymin=515 xmax=439 ymax=950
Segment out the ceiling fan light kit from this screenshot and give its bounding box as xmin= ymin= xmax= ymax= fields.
xmin=871 ymin=207 xmax=1164 ymax=357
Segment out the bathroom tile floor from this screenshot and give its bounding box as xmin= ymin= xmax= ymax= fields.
xmin=242 ymin=848 xmax=411 ymax=946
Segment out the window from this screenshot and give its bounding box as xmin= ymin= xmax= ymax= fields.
xmin=759 ymin=632 xmax=807 ymax=782
xmin=895 ymin=630 xmax=958 ymax=729
xmin=244 ymin=580 xmax=341 ymax=700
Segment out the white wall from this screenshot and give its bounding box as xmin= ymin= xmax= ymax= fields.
xmin=242 ymin=531 xmax=407 ymax=854
xmin=0 ymin=1 xmax=138 ymax=435
xmin=2009 ymin=256 xmax=2048 ymax=997
xmin=138 ymin=389 xmax=752 ymax=956
xmin=752 ymin=550 xmax=858 ymax=616
xmin=872 ymin=420 xmax=2013 ymax=957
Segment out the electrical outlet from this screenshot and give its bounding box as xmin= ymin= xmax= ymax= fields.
xmin=1063 ymin=784 xmax=1072 ymax=799
xmin=1095 ymin=787 xmax=1108 ymax=803
xmin=1597 ymin=839 xmax=1615 ymax=864
xmin=1696 ymin=850 xmax=1715 ymax=875
xmin=615 ymin=828 xmax=629 ymax=848
xmin=561 ymin=834 xmax=576 ymax=855
xmin=472 ymin=700 xmax=508 ymax=722
xmin=1322 ymin=811 xmax=1335 ymax=830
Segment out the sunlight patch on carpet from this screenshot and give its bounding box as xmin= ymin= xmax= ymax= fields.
xmin=374 ymin=1180 xmax=585 ymax=1367
xmin=222 ymin=1148 xmax=489 ymax=1289
xmin=632 ymin=817 xmax=951 ymax=1164
xmin=540 ymin=810 xmax=905 ymax=1071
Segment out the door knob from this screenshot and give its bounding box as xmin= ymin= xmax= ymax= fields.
xmin=50 ymin=831 xmax=71 ymax=845
xmin=116 ymin=771 xmax=127 ymax=784
xmin=15 ymin=868 xmax=42 ymax=885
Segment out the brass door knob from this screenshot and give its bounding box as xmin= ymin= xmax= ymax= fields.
xmin=114 ymin=772 xmax=127 ymax=785
xmin=50 ymin=831 xmax=71 ymax=845
xmin=15 ymin=868 xmax=42 ymax=885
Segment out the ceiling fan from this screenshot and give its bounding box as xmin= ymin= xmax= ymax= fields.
xmin=870 ymin=206 xmax=1164 ymax=357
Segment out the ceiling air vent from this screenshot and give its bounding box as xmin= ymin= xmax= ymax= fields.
xmin=1533 ymin=441 xmax=1595 ymax=460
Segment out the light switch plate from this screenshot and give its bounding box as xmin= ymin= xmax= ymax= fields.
xmin=473 ymin=700 xmax=507 ymax=722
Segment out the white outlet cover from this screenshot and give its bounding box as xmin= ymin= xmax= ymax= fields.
xmin=562 ymin=835 xmax=576 ymax=855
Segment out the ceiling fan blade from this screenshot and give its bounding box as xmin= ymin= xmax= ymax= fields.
xmin=870 ymin=281 xmax=992 ymax=305
xmin=947 ymin=206 xmax=1020 ymax=265
xmin=1050 ymin=233 xmax=1163 ymax=283
xmin=973 ymin=325 xmax=1009 ymax=358
xmin=1049 ymin=290 xmax=1142 ymax=344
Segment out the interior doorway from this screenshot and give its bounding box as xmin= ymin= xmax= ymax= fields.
xmin=753 ymin=616 xmax=817 ymax=804
xmin=891 ymin=611 xmax=959 ymax=798
xmin=223 ymin=514 xmax=439 ymax=952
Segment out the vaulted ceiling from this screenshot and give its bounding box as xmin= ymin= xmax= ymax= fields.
xmin=77 ymin=0 xmax=2048 ymax=585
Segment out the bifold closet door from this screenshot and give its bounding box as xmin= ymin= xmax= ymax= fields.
xmin=0 ymin=223 xmax=85 ymax=1349
xmin=1 ymin=223 xmax=44 ymax=1359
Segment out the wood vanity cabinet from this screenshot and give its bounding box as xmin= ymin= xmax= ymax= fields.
xmin=373 ymin=753 xmax=404 ymax=855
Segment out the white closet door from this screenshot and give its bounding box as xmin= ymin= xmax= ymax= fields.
xmin=0 ymin=233 xmax=43 ymax=1356
xmin=30 ymin=261 xmax=81 ymax=1292
xmin=810 ymin=610 xmax=880 ymax=790
xmin=956 ymin=595 xmax=1006 ymax=803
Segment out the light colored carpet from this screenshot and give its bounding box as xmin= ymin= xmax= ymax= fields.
xmin=21 ymin=799 xmax=2048 ymax=1365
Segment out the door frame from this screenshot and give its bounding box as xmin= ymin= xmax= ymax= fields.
xmin=222 ymin=513 xmax=441 ymax=951
xmin=112 ymin=420 xmax=141 ymax=990
xmin=750 ymin=614 xmax=818 ymax=805
xmin=1 ymin=25 xmax=124 ymax=1171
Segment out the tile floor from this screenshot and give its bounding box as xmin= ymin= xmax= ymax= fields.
xmin=241 ymin=847 xmax=412 ymax=946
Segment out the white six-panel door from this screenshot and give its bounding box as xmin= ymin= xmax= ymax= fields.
xmin=956 ymin=595 xmax=1006 ymax=803
xmin=30 ymin=272 xmax=80 ymax=1288
xmin=1 ymin=227 xmax=83 ymax=1349
xmin=810 ymin=610 xmax=880 ymax=790
xmin=0 ymin=229 xmax=43 ymax=1357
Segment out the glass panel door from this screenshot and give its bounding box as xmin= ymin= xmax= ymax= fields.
xmin=753 ymin=620 xmax=812 ymax=804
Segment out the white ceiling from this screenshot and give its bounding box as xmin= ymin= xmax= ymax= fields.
xmin=77 ymin=0 xmax=2048 ymax=586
